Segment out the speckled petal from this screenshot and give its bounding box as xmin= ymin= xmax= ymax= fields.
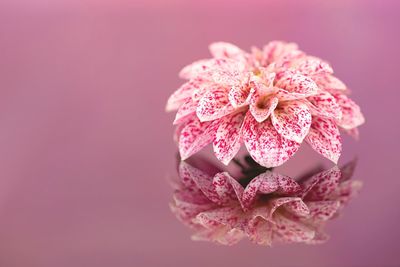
xmin=271 ymin=101 xmax=312 ymax=143
xmin=314 ymin=74 xmax=347 ymax=91
xmin=302 ymin=166 xmax=341 ymax=201
xmin=305 ymin=117 xmax=342 ymax=164
xmin=292 ymin=56 xmax=333 ymax=76
xmin=249 ymin=92 xmax=279 ymax=123
xmin=212 ymin=172 xmax=238 ymax=204
xmin=242 ymin=172 xmax=279 ymax=208
xmin=306 ymin=200 xmax=340 ymax=221
xmin=242 ymin=114 xmax=301 ymax=167
xmin=262 ymin=41 xmax=302 ymax=66
xmin=333 ymin=93 xmax=365 ymax=129
xmin=268 ymin=197 xmax=309 ymax=218
xmin=195 ymin=206 xmax=244 ymax=229
xmin=209 ymin=42 xmax=247 ymax=62
xmin=197 ymin=87 xmax=235 ymax=122
xmin=173 ymin=98 xmax=197 ymax=125
xmin=179 ymin=59 xmax=213 ymax=80
xmin=179 ymin=117 xmax=219 ymax=160
xmin=275 ymin=70 xmax=319 ymax=96
xmin=306 ymin=91 xmax=342 ymax=120
xmin=272 ymin=214 xmax=315 ymax=243
xmin=173 ymin=115 xmax=196 ymax=143
xmin=228 ymin=84 xmax=252 ymax=108
xmin=166 ymin=79 xmax=203 ymax=111
xmin=213 ymin=112 xmax=245 ymax=165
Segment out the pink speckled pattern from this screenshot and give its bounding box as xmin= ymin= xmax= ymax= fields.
xmin=170 ymin=158 xmax=362 ymax=246
xmin=167 ymin=41 xmax=365 ymax=167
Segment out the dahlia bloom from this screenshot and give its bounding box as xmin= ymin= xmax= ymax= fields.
xmin=166 ymin=41 xmax=365 ymax=167
xmin=170 ymin=159 xmax=361 ymax=246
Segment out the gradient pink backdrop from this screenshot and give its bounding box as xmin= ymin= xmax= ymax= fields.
xmin=0 ymin=0 xmax=399 ymax=266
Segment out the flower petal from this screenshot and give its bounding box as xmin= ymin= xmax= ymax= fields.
xmin=228 ymin=84 xmax=252 ymax=108
xmin=213 ymin=112 xmax=245 ymax=165
xmin=166 ymin=79 xmax=203 ymax=111
xmin=306 ymin=91 xmax=342 ymax=120
xmin=302 ymin=166 xmax=342 ymax=201
xmin=272 ymin=214 xmax=315 ymax=243
xmin=242 ymin=114 xmax=301 ymax=167
xmin=209 ymin=42 xmax=247 ymax=62
xmin=292 ymin=56 xmax=333 ymax=76
xmin=305 ymin=118 xmax=342 ymax=164
xmin=242 ymin=172 xmax=279 ymax=208
xmin=212 ymin=172 xmax=238 ymax=204
xmin=332 ymin=93 xmax=365 ymax=129
xmin=179 ymin=117 xmax=219 ymax=160
xmin=275 ymin=70 xmax=319 ymax=96
xmin=195 ymin=206 xmax=244 ymax=229
xmin=173 ymin=99 xmax=197 ymax=125
xmin=271 ymin=101 xmax=312 ymax=143
xmin=314 ymin=74 xmax=347 ymax=91
xmin=197 ymin=86 xmax=235 ymax=122
xmin=268 ymin=197 xmax=309 ymax=218
xmin=262 ymin=41 xmax=302 ymax=66
xmin=306 ymin=200 xmax=340 ymax=221
xmin=179 ymin=59 xmax=213 ymax=80
xmin=249 ymin=92 xmax=279 ymax=123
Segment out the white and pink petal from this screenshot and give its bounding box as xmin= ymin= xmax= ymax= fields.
xmin=197 ymin=86 xmax=235 ymax=122
xmin=271 ymin=101 xmax=312 ymax=143
xmin=242 ymin=115 xmax=301 ymax=168
xmin=305 ymin=117 xmax=342 ymax=164
xmin=213 ymin=112 xmax=245 ymax=165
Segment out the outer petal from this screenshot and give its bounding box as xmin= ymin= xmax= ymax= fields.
xmin=275 ymin=70 xmax=319 ymax=96
xmin=173 ymin=99 xmax=197 ymax=125
xmin=291 ymin=56 xmax=333 ymax=76
xmin=301 ymin=166 xmax=341 ymax=200
xmin=242 ymin=114 xmax=301 ymax=167
xmin=213 ymin=172 xmax=243 ymax=204
xmin=306 ymin=91 xmax=342 ymax=120
xmin=197 ymin=87 xmax=235 ymax=122
xmin=305 ymin=117 xmax=342 ymax=164
xmin=272 ymin=214 xmax=315 ymax=243
xmin=209 ymin=42 xmax=247 ymax=62
xmin=195 ymin=206 xmax=244 ymax=229
xmin=314 ymin=74 xmax=347 ymax=91
xmin=262 ymin=41 xmax=302 ymax=66
xmin=166 ymin=79 xmax=203 ymax=111
xmin=306 ymin=200 xmax=340 ymax=221
xmin=271 ymin=101 xmax=312 ymax=143
xmin=213 ymin=112 xmax=245 ymax=165
xmin=249 ymin=93 xmax=279 ymax=123
xmin=332 ymin=93 xmax=365 ymax=129
xmin=179 ymin=59 xmax=213 ymax=80
xmin=179 ymin=117 xmax=219 ymax=160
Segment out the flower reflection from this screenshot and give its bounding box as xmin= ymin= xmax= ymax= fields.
xmin=169 ymin=157 xmax=362 ymax=246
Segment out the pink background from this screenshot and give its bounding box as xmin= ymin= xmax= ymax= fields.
xmin=0 ymin=0 xmax=399 ymax=266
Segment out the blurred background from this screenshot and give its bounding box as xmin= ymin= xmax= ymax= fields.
xmin=0 ymin=0 xmax=399 ymax=266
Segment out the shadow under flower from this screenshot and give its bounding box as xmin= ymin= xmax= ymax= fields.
xmin=169 ymin=156 xmax=362 ymax=246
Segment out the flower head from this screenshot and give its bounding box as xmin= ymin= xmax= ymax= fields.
xmin=167 ymin=41 xmax=365 ymax=167
xmin=170 ymin=158 xmax=362 ymax=246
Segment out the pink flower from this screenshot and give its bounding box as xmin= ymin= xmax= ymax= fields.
xmin=170 ymin=159 xmax=362 ymax=246
xmin=167 ymin=41 xmax=365 ymax=167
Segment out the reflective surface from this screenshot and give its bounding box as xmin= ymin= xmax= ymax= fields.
xmin=170 ymin=156 xmax=361 ymax=246
xmin=0 ymin=0 xmax=399 ymax=266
